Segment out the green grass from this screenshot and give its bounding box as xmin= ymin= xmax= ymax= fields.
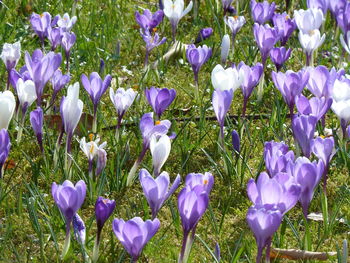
xmin=0 ymin=0 xmax=349 ymax=262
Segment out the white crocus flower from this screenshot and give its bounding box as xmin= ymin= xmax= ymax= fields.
xmin=298 ymin=29 xmax=325 ymax=56
xmin=221 ymin=34 xmax=230 ymax=64
xmin=16 ymin=79 xmax=37 ymax=113
xmin=294 ymin=8 xmax=324 ymax=34
xmin=0 ymin=41 xmax=21 ymax=71
xmin=211 ymin=64 xmax=244 ymax=92
xmin=0 ymin=90 xmax=16 ymax=130
xmin=331 ymin=78 xmax=350 ymax=123
xmin=340 ymin=32 xmax=350 ymax=55
xmin=80 ymin=136 xmax=107 ymax=162
xmin=150 ymin=134 xmax=171 ymax=176
xmin=109 ymin=87 xmax=137 ymax=118
xmin=57 ymin=13 xmax=77 ymax=31
xmin=224 ymin=16 xmax=246 ymax=37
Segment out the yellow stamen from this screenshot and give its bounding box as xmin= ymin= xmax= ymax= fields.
xmin=320 ymin=135 xmax=325 ymax=139
xmin=309 ymin=30 xmax=316 ymax=36
xmin=153 ymin=28 xmax=157 ymax=33
xmin=40 ymin=13 xmax=44 ymax=18
xmin=234 ymin=16 xmax=239 ymax=20
xmin=203 ymin=179 xmax=208 ymax=185
xmin=155 ymin=120 xmax=161 ymax=125
xmin=90 ymin=144 xmax=95 ymax=154
xmin=103 ymin=199 xmax=109 ymax=204
xmin=89 ymin=133 xmax=94 ymax=141
xmin=285 ymin=15 xmax=290 ymax=20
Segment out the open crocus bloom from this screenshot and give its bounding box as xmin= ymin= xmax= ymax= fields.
xmin=294 ymin=8 xmax=324 ymax=34
xmin=57 ymin=13 xmax=77 ymax=31
xmin=0 ymin=42 xmax=21 ymax=72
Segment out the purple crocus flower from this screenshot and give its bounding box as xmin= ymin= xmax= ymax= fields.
xmin=186 ymin=44 xmax=212 ymax=87
xmin=336 ymin=2 xmax=350 ymax=35
xmin=145 ymin=87 xmax=176 ymax=119
xmin=9 ymin=66 xmax=32 ymax=90
xmin=270 ymin=47 xmax=292 ymax=71
xmin=236 ymin=62 xmax=263 ymax=116
xmin=50 ymin=69 xmax=70 ymax=106
xmin=48 ymin=27 xmax=63 ymax=51
xmin=185 ymin=172 xmax=214 ymax=194
xmin=271 ymin=70 xmax=310 ymax=117
xmin=307 ymin=0 xmax=328 ymax=15
xmin=295 ymin=94 xmax=332 ymax=121
xmin=25 ymin=49 xmax=62 ymax=106
xmin=212 ymin=88 xmax=234 ymax=140
xmin=30 ymin=12 xmax=52 ymax=45
xmin=247 ymin=172 xmax=301 ymax=215
xmin=292 ymin=114 xmax=318 ymax=158
xmin=253 ymin=23 xmax=280 ymax=66
xmin=135 ymin=9 xmax=164 ymax=33
xmin=231 ymin=130 xmax=240 ymax=152
xmin=194 ymin=27 xmax=213 ymax=44
xmin=247 ymin=204 xmax=282 ymax=263
xmin=112 ymin=217 xmax=160 ymax=262
xmin=95 ymin=148 xmax=107 ymax=177
xmin=30 ymin=107 xmax=44 ymax=154
xmin=222 ymin=0 xmax=234 ymax=15
xmin=224 ymin=16 xmax=246 ymax=45
xmin=288 ymin=157 xmax=324 ymax=217
xmin=62 ymin=32 xmax=76 ymax=69
xmin=0 ymin=129 xmax=11 ymax=178
xmin=81 ymin=72 xmax=112 ymax=132
xmin=311 ymin=136 xmax=335 ymax=193
xmin=272 ymin=12 xmax=297 ymax=46
xmin=250 ymin=0 xmax=276 ymax=25
xmin=139 ymin=168 xmax=181 ymax=219
xmin=263 ymin=141 xmax=295 ymax=177
xmin=329 ymin=0 xmax=346 ymax=18
xmin=141 ymin=30 xmax=166 ymax=66
xmin=51 ymin=180 xmax=86 ymax=257
xmin=73 ymin=213 xmax=86 ymax=245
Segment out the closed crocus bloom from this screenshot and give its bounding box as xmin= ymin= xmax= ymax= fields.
xmin=186 ymin=44 xmax=212 ymax=86
xmin=145 ymin=87 xmax=176 ymax=119
xmin=211 ymin=64 xmax=244 ymax=92
xmin=328 ymin=0 xmax=346 ymax=17
xmin=163 ymin=0 xmax=193 ymax=41
xmin=270 ymin=47 xmax=292 ymax=71
xmin=224 ymin=16 xmax=246 ymax=41
xmin=194 ymin=27 xmax=213 ymax=44
xmin=50 ymin=69 xmax=70 ymax=105
xmin=110 ymin=87 xmax=137 ymax=128
xmin=272 ymin=12 xmax=296 ymax=46
xmin=150 ymin=134 xmax=171 ymax=176
xmin=30 ymin=107 xmax=44 ymax=153
xmin=0 ymin=129 xmax=11 ymax=178
xmin=247 ymin=204 xmax=283 ymax=263
xmin=0 ymin=90 xmax=16 ymax=130
xmin=298 ymin=29 xmax=325 ymax=65
xmin=307 ymin=0 xmax=328 ymax=14
xmin=250 ymin=0 xmax=276 ymax=25
xmin=292 ymin=114 xmax=318 ymax=158
xmin=73 ymin=213 xmax=86 ymax=245
xmin=95 ymin=197 xmax=116 ymax=231
xmin=272 ymin=70 xmax=310 ymax=116
xmin=331 ymin=78 xmax=350 ymax=135
xmin=140 ymin=168 xmax=181 ymax=218
xmin=220 ymin=34 xmax=230 ymax=64
xmin=247 ymin=172 xmax=301 ymax=215
xmin=336 ymin=2 xmax=350 ymax=35
xmin=16 ymin=79 xmax=37 ymax=115
xmin=48 ymin=27 xmax=63 ymax=51
xmin=135 ymin=9 xmax=164 ymax=32
xmin=295 ymin=94 xmax=332 ymax=121
xmin=1 ymin=42 xmax=21 ymax=72
xmin=263 ymin=141 xmax=295 ymax=177
xmin=25 ymin=49 xmax=62 ymax=106
xmin=62 ymin=32 xmax=76 ymax=56
xmin=95 ymin=148 xmax=107 ymax=177
xmin=340 ymin=32 xmax=350 ymax=55
xmin=294 ymin=8 xmax=324 ymax=34
xmin=288 ymin=157 xmax=324 ymax=217
xmin=212 ymin=88 xmax=234 ymax=140
xmin=30 ymin=12 xmax=52 ymax=43
xmin=185 ymin=172 xmax=214 ymax=194
xmin=222 ymin=0 xmax=234 ymax=15
xmin=112 ymin=217 xmax=160 ymax=262
xmin=57 ymin=13 xmax=77 ymax=31
xmin=253 ymin=23 xmax=280 ymax=66
xmin=231 ymin=130 xmax=240 ymax=152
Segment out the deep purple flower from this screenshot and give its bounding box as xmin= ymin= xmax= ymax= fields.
xmin=186 ymin=44 xmax=212 ymax=86
xmin=30 ymin=12 xmax=52 ymax=44
xmin=212 ymin=88 xmax=234 ymax=140
xmin=48 ymin=27 xmax=63 ymax=51
xmin=270 ymin=47 xmax=292 ymax=71
xmin=272 ymin=70 xmax=310 ymax=117
xmin=145 ymin=87 xmax=176 ymax=118
xmin=50 ymin=69 xmax=70 ymax=105
xmin=0 ymin=129 xmax=10 ymax=178
xmin=250 ymin=0 xmax=276 ymax=25
xmin=253 ymin=23 xmax=280 ymax=66
xmin=307 ymin=0 xmax=328 ymax=14
xmin=112 ymin=217 xmax=160 ymax=262
xmin=263 ymin=141 xmax=295 ymax=177
xmin=135 ymin=9 xmax=164 ymax=32
xmin=140 ymin=168 xmax=181 ymax=219
xmin=236 ymin=62 xmax=263 ymax=116
xmin=272 ymin=12 xmax=297 ymax=46
xmin=73 ymin=213 xmax=86 ymax=245
xmin=25 ymin=49 xmax=62 ymax=106
xmin=222 ymin=0 xmax=234 ymax=15
xmin=247 ymin=204 xmax=282 ymax=263
xmin=231 ymin=130 xmax=240 ymax=152
xmin=30 ymin=107 xmax=44 ymax=153
xmin=336 ymin=2 xmax=350 ymax=35
xmin=62 ymin=31 xmax=76 ymax=57
xmin=292 ymin=114 xmax=318 ymax=158
xmin=194 ymin=27 xmax=213 ymax=44
xmin=288 ymin=157 xmax=324 ymax=217
xmin=95 ymin=197 xmax=116 ymax=231
xmin=295 ymin=94 xmax=332 ymax=121
xmin=185 ymin=172 xmax=214 ymax=194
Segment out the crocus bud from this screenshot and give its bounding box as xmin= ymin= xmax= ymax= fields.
xmin=30 ymin=107 xmax=44 ymax=153
xmin=30 ymin=12 xmax=52 ymax=43
xmin=331 ymin=78 xmax=350 ymax=127
xmin=250 ymin=0 xmax=275 ymax=25
xmin=110 ymin=87 xmax=137 ymax=128
xmin=211 ymin=64 xmax=244 ymax=92
xmin=0 ymin=90 xmax=16 ymax=130
xmin=62 ymin=32 xmax=76 ymax=57
xmin=145 ymin=87 xmax=176 ymax=119
xmin=0 ymin=42 xmax=21 ymax=72
xmin=263 ymin=141 xmax=294 ymax=177
xmin=16 ymin=79 xmax=37 ymax=115
xmin=95 ymin=148 xmax=107 ymax=177
xmin=231 ymin=130 xmax=240 ymax=152
xmin=294 ymin=8 xmax=324 ymax=34
xmin=212 ymin=88 xmax=234 ymax=139
xmin=51 ymin=69 xmax=70 ymax=104
xmin=95 ymin=197 xmax=116 ymax=231
xmin=48 ymin=27 xmax=63 ymax=51
xmin=270 ymin=47 xmax=292 ymax=71
xmin=73 ymin=213 xmax=86 ymax=245
xmin=150 ymin=134 xmax=171 ymax=176
xmin=214 ymin=243 xmax=221 ymax=262
xmin=0 ymin=129 xmax=11 ymax=178
xmin=186 ymin=44 xmax=212 ymax=86
xmin=195 ymin=27 xmax=213 ymax=43
xmin=272 ymin=12 xmax=296 ymax=46
xmin=220 ymin=34 xmax=230 ymax=64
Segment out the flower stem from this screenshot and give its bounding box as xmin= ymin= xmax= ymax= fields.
xmin=92 ymin=111 xmax=97 ymax=134
xmin=92 ymin=232 xmax=100 ymax=263
xmin=257 ymin=71 xmax=265 ymax=102
xmin=126 ymin=146 xmax=148 ymax=186
xmin=61 ymin=224 xmax=71 ymax=259
xmin=16 ymin=112 xmax=26 ymax=143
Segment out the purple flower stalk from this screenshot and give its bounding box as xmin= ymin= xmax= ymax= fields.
xmin=186 ymin=44 xmax=212 ymax=90
xmin=231 ymin=130 xmax=240 ymax=152
xmin=295 ymin=94 xmax=332 ymax=121
xmin=270 ymin=47 xmax=292 ymax=71
xmin=194 ymin=27 xmax=213 ymax=44
xmin=250 ymin=0 xmax=276 ymax=25
xmin=30 ymin=12 xmax=52 ymax=47
xmin=141 ymin=30 xmax=166 ymax=66
xmin=51 ymin=180 xmax=86 ymax=258
xmin=145 ymin=87 xmax=176 ymax=119
xmin=135 ymin=9 xmax=164 ymax=33
xmin=292 ymin=114 xmax=318 ymax=158
xmin=81 ymin=72 xmax=112 ymax=133
xmin=62 ymin=32 xmax=76 ymax=71
xmin=272 ymin=12 xmax=296 ymax=46
xmin=73 ymin=213 xmax=86 ymax=246
xmin=271 ymin=70 xmax=309 ymax=118
xmin=30 ymin=107 xmax=44 ymax=154
xmin=112 ymin=217 xmax=160 ymax=262
xmin=139 ymin=168 xmax=181 ymax=219
xmin=0 ymin=129 xmax=11 ymax=178
xmin=263 ymin=141 xmax=295 ymax=177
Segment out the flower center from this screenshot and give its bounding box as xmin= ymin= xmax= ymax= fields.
xmin=309 ymin=30 xmax=316 ymax=36
xmin=90 ymin=144 xmax=95 ymax=154
xmin=203 ymin=179 xmax=208 ymax=185
xmin=233 ymin=16 xmax=238 ymax=20
xmin=89 ymin=133 xmax=94 ymax=141
xmin=155 ymin=120 xmax=161 ymax=125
